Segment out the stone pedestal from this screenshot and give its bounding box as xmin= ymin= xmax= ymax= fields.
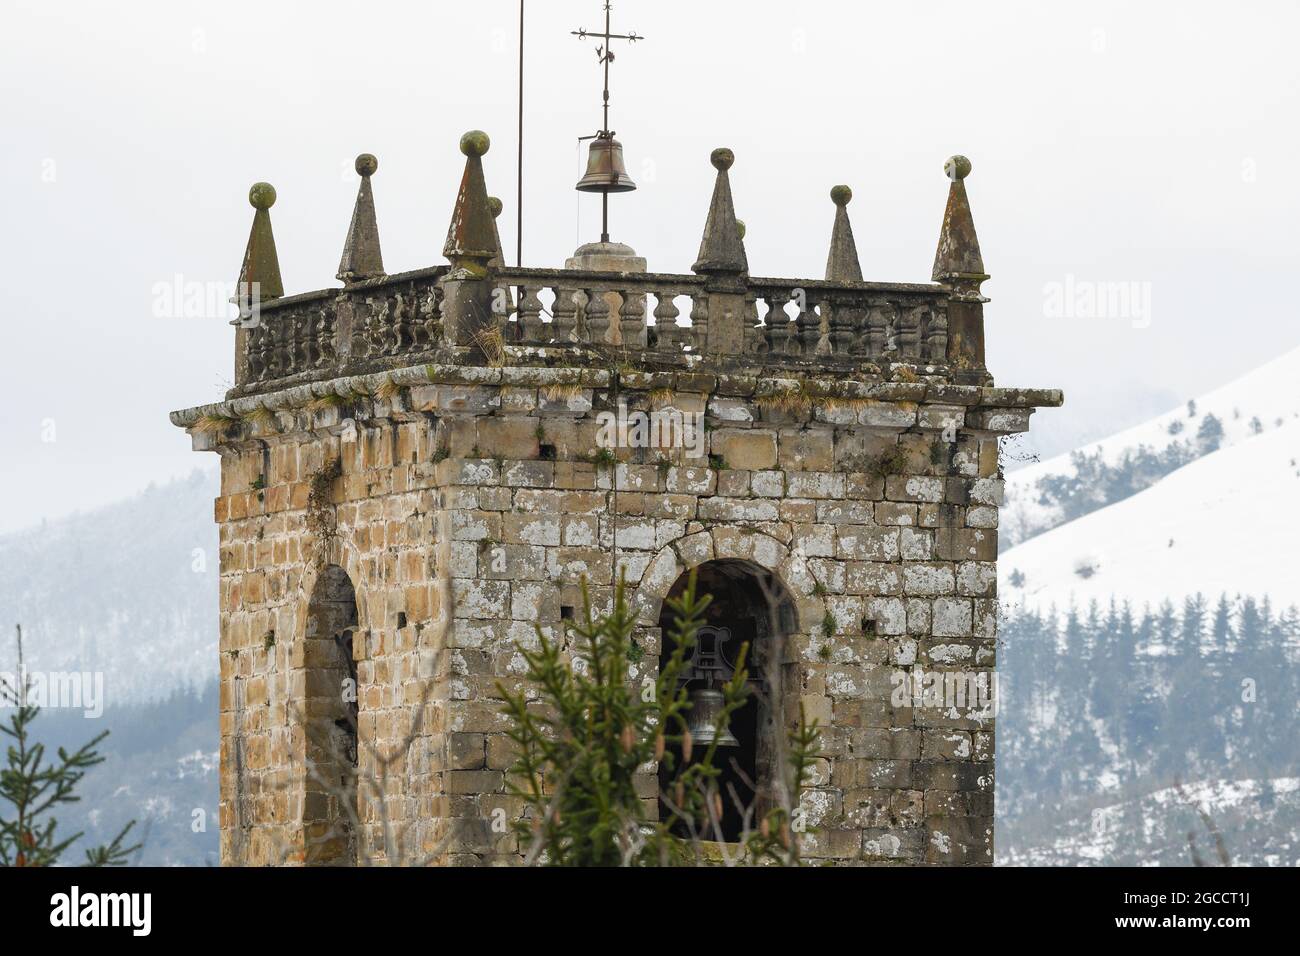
xmin=565 ymin=240 xmax=648 ymax=347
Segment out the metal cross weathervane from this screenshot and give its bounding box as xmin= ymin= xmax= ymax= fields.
xmin=572 ymin=2 xmax=644 ymax=242
xmin=572 ymin=2 xmax=644 ymax=136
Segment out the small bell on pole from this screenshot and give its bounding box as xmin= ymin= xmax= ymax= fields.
xmin=685 ymin=687 xmax=739 ymax=748
xmin=570 ymin=4 xmax=645 ymax=243
xmin=576 ymin=132 xmax=637 ymax=193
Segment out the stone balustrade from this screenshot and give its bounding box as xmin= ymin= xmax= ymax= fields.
xmin=235 ymin=267 xmax=957 ymax=393
xmin=227 ymin=133 xmax=993 ymax=397
xmin=238 ymin=268 xmax=447 ymax=389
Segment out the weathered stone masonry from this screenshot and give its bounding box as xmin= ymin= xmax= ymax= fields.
xmin=173 ymin=136 xmax=1061 ymax=866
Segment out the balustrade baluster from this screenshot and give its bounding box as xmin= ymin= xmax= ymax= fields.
xmin=295 ymin=310 xmax=310 ymax=373
xmin=688 ymin=294 xmax=708 ymax=352
xmin=652 ymin=292 xmax=680 ymax=354
xmin=763 ymin=292 xmax=790 ymax=354
xmin=387 ymin=296 xmax=402 ymax=354
xmin=815 ymin=299 xmax=833 ymax=356
xmin=262 ymin=319 xmax=277 ymax=379
xmin=392 ymin=293 xmax=411 ymax=354
xmin=830 ymin=296 xmax=858 ymax=355
xmin=270 ymin=318 xmax=288 ymax=379
xmin=883 ymin=302 xmax=900 ymax=354
xmin=518 ymin=286 xmax=546 ymax=344
xmin=618 ymin=291 xmax=645 ymax=349
xmin=795 ymin=297 xmax=818 ymax=356
xmin=553 ymin=287 xmax=579 ymax=343
xmin=265 ymin=321 xmax=279 ymax=379
xmin=420 ymin=288 xmax=441 ymax=347
xmin=925 ymin=306 xmax=948 ymax=364
xmin=585 ymin=289 xmax=610 ymax=344
xmin=317 ymin=307 xmax=334 ymax=368
xmin=864 ymin=301 xmax=888 ymax=357
xmin=284 ymin=313 xmax=300 ymax=375
xmin=357 ymin=297 xmax=375 ymax=358
xmin=247 ymin=324 xmax=265 ymax=380
xmin=897 ymin=303 xmax=922 ymax=359
xmin=378 ymin=298 xmax=394 ymax=355
xmin=302 ymin=308 xmax=319 ymax=369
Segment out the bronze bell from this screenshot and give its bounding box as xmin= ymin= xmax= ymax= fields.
xmin=685 ymin=687 xmax=739 ymax=748
xmin=576 ymin=133 xmax=637 ymax=194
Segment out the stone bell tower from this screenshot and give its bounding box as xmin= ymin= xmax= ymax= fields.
xmin=173 ymin=128 xmax=1060 ymax=866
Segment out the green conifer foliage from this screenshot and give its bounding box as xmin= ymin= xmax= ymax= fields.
xmin=1 ymin=626 xmax=139 ymax=867
xmin=499 ymin=572 xmax=819 ymax=866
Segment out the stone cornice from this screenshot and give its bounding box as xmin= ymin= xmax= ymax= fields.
xmin=171 ymin=356 xmax=1062 ymax=451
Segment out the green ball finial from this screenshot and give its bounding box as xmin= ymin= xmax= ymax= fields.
xmin=735 ymin=219 xmax=746 ymax=240
xmin=355 ymin=153 xmax=378 ymax=176
xmin=944 ymin=155 xmax=972 ymax=181
xmin=831 ymin=184 xmax=852 ymax=207
xmin=460 ymin=130 xmax=491 ymax=157
xmin=249 ymin=182 xmax=276 ymax=210
xmin=710 ymin=147 xmax=735 ymax=171
xmin=488 ymin=196 xmax=503 ymax=218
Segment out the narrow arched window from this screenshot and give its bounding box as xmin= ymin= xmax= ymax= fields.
xmin=657 ymin=560 xmax=796 ymax=844
xmin=303 ymin=564 xmax=359 ymax=865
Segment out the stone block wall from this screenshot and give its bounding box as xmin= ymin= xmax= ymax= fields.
xmin=206 ymin=364 xmax=1044 ymax=866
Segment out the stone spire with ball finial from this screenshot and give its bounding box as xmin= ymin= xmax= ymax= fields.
xmin=825 ymin=184 xmax=863 ymax=282
xmin=337 ymin=153 xmax=385 ymax=284
xmin=443 ymin=130 xmax=498 ymax=274
xmin=692 ymin=147 xmax=748 ymax=276
xmin=931 ymin=155 xmax=987 ymax=291
xmin=237 ymin=182 xmax=283 ymax=302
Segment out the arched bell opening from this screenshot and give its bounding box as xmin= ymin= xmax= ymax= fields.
xmin=656 ymin=559 xmax=797 ymax=844
xmin=302 ymin=564 xmax=359 ymax=865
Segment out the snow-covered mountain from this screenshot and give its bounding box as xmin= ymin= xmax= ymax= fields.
xmin=0 ymin=472 xmax=221 ymax=864
xmin=1001 ymin=416 xmax=1300 ymax=613
xmin=1002 ymin=345 xmax=1300 ymax=549
xmin=0 ymin=469 xmax=219 ymax=703
xmin=995 ymin=348 xmax=1300 ymax=866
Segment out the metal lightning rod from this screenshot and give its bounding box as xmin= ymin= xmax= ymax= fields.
xmin=516 ymin=0 xmax=524 ymax=267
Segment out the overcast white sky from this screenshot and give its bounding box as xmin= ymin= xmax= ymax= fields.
xmin=1 ymin=0 xmax=1297 ymax=533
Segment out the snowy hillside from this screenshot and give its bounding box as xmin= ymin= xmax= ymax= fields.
xmin=999 ymin=777 xmax=1300 ymax=867
xmin=0 ymin=469 xmax=220 ymax=703
xmin=1003 ymin=345 xmax=1300 ymax=548
xmin=1001 ymin=417 xmax=1300 ymax=613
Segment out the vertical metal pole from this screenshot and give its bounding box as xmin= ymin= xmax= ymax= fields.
xmin=600 ymin=2 xmax=612 ymax=243
xmin=516 ymin=0 xmax=524 ymax=267
xmin=602 ymin=3 xmax=612 ymax=133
